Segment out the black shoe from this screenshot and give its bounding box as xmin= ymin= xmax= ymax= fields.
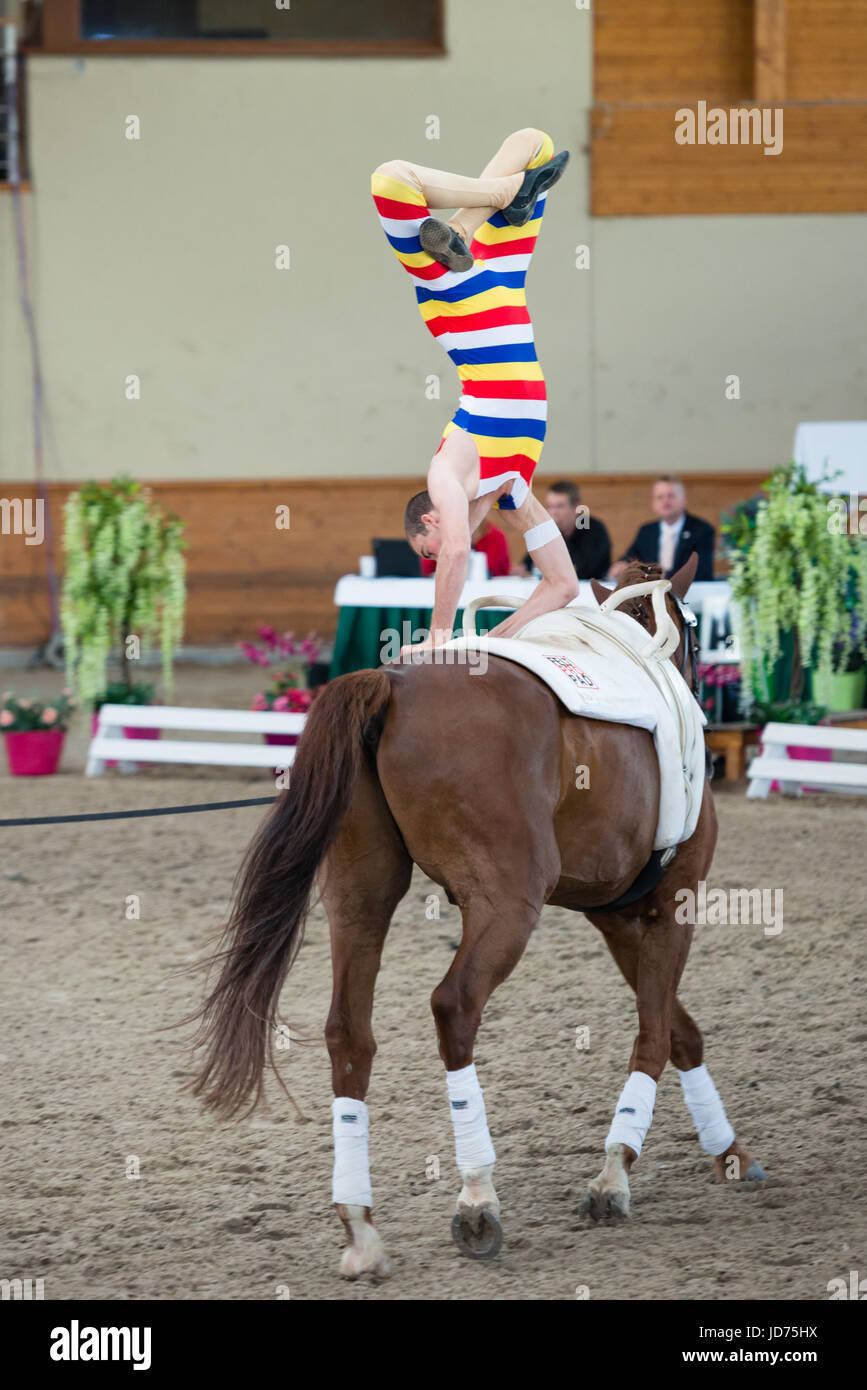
xmin=502 ymin=150 xmax=570 ymax=227
xmin=419 ymin=218 xmax=474 ymax=271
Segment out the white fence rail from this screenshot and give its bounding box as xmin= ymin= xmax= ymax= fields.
xmin=86 ymin=704 xmax=306 ymax=776
xmin=746 ymin=722 xmax=867 ymax=798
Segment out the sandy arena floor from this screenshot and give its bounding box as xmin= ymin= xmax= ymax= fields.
xmin=1 ymin=664 xmax=865 ymax=1300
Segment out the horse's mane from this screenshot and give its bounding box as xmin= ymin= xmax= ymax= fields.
xmin=616 ymin=560 xmax=664 ymax=590
xmin=608 ymin=560 xmax=673 ymax=640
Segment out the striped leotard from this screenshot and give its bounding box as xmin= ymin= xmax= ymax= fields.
xmin=371 ymin=135 xmax=553 ymax=510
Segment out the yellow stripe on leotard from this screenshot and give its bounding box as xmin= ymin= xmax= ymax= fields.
xmin=418 ymin=285 xmax=528 ymax=324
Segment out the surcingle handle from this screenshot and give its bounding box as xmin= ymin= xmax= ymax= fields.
xmin=461 ymin=594 xmax=528 ymax=638
xmin=599 ymin=579 xmax=680 ymax=661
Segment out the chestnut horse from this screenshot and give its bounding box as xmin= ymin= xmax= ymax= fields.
xmin=189 ymin=556 xmax=764 ymax=1278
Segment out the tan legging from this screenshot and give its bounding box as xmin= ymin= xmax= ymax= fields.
xmin=374 ymin=127 xmax=546 ymax=246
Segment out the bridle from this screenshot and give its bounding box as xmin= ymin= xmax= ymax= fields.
xmin=675 ymin=598 xmax=701 ymax=701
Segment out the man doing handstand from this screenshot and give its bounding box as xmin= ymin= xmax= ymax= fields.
xmin=371 ymin=127 xmax=577 ymax=655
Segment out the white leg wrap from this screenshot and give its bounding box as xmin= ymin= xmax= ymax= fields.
xmin=678 ymin=1064 xmax=735 ymax=1156
xmin=604 ymin=1070 xmax=657 ymax=1159
xmin=446 ymin=1063 xmax=496 ymax=1170
xmin=331 ymin=1097 xmax=373 ymax=1207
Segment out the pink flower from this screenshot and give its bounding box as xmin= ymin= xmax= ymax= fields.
xmin=251 ymin=693 xmax=267 ymax=710
xmin=42 ymin=708 xmax=58 ymax=723
xmin=0 ymin=710 xmax=13 ymax=727
xmin=272 ymin=694 xmax=290 ymax=711
xmin=257 ymin=625 xmax=278 ymax=645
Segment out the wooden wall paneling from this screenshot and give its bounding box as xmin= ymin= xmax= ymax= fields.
xmin=593 ymin=0 xmax=867 ymax=214
xmin=592 ymin=104 xmax=867 ymax=215
xmin=594 ymin=0 xmax=754 ymax=103
xmin=754 ymin=0 xmax=787 ymax=104
xmin=0 ymin=474 xmax=770 ymax=646
xmin=786 ymin=0 xmax=867 ymax=100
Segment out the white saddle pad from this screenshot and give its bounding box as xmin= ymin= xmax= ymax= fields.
xmin=443 ymin=603 xmax=707 ymax=851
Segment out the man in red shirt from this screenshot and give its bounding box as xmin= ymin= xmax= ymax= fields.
xmin=419 ymin=519 xmax=511 ymax=579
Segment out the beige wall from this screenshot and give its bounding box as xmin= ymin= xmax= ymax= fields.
xmin=1 ymin=0 xmax=865 ymax=486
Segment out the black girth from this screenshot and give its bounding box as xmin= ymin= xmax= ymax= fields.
xmin=582 ymin=849 xmax=673 ymax=914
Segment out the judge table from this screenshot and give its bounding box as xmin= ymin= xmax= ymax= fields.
xmin=329 ymin=575 xmax=732 ymax=678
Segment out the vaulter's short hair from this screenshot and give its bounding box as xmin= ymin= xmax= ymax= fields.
xmin=546 ymin=479 xmax=581 ymax=506
xmin=404 ymin=490 xmax=434 ymax=538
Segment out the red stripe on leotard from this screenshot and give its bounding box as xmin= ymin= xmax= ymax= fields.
xmin=424 ymin=306 xmax=531 ymax=337
xmin=461 ymin=379 xmax=548 ymax=399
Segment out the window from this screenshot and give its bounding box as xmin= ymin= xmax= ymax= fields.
xmin=35 ymin=0 xmax=445 ymax=55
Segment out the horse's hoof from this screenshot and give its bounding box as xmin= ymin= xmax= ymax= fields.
xmin=579 ymin=1186 xmax=630 ymax=1221
xmin=451 ymin=1208 xmax=503 ymax=1259
xmin=744 ymin=1160 xmax=767 ymax=1182
xmin=339 ymin=1247 xmax=394 ymax=1281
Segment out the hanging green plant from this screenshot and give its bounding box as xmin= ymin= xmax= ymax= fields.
xmin=61 ymin=477 xmax=186 ymax=707
xmin=727 ymin=462 xmax=867 ymax=705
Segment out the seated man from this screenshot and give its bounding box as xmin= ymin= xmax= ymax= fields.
xmin=513 ymin=480 xmax=611 ymax=581
xmin=371 ymin=127 xmax=577 ymax=654
xmin=611 ymin=474 xmax=716 ymax=582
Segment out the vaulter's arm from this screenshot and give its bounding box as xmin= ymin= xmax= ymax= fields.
xmin=426 ymin=469 xmax=472 ymax=645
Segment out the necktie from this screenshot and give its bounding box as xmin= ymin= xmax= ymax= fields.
xmin=659 ymin=524 xmax=676 ymax=574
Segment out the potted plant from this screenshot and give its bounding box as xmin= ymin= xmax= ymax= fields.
xmin=696 ymin=660 xmax=742 ymax=724
xmin=239 ymin=626 xmax=325 ymax=746
xmin=89 ymin=679 xmax=160 ymax=768
xmin=1 ymin=689 xmax=77 ymax=776
xmin=751 ymin=697 xmax=830 ymax=793
xmin=251 ymin=674 xmax=317 ymax=747
xmin=811 ymin=613 xmax=867 ymax=712
xmin=61 ymin=477 xmax=186 ymax=719
xmin=719 ymin=492 xmax=762 ymax=566
xmin=239 ymin=626 xmax=325 ymax=684
xmin=725 ymin=463 xmax=867 ymax=710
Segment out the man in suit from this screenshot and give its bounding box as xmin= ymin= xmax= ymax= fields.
xmin=513 ymin=480 xmax=612 ymax=581
xmin=611 ymin=475 xmax=716 ymax=582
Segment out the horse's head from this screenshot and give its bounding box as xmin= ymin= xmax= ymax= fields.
xmin=590 ymin=553 xmax=700 ymax=698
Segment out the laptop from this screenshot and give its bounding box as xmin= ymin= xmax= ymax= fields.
xmin=372 ymin=538 xmax=421 ymax=578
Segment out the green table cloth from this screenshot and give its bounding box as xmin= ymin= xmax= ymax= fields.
xmin=330 ymin=605 xmax=506 ymax=678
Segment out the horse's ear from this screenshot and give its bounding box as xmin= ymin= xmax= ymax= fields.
xmin=590 ymin=578 xmax=610 ymax=606
xmin=670 ymin=552 xmax=698 ymax=600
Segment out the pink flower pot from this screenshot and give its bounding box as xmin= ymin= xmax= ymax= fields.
xmin=126 ymin=725 xmax=161 ymax=742
xmin=760 ymin=736 xmax=832 ymax=793
xmin=262 ymin=731 xmax=299 ymax=778
xmin=91 ymin=712 xmax=161 ymax=767
xmin=4 ymin=729 xmax=66 ymax=776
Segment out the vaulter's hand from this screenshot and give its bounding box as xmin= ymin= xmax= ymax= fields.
xmin=399 ymin=638 xmax=439 ymax=659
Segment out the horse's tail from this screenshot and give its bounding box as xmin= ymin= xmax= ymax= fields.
xmin=186 ymin=668 xmax=394 ymax=1119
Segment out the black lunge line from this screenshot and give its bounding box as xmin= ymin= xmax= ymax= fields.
xmin=0 ymin=796 xmax=277 ymax=828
